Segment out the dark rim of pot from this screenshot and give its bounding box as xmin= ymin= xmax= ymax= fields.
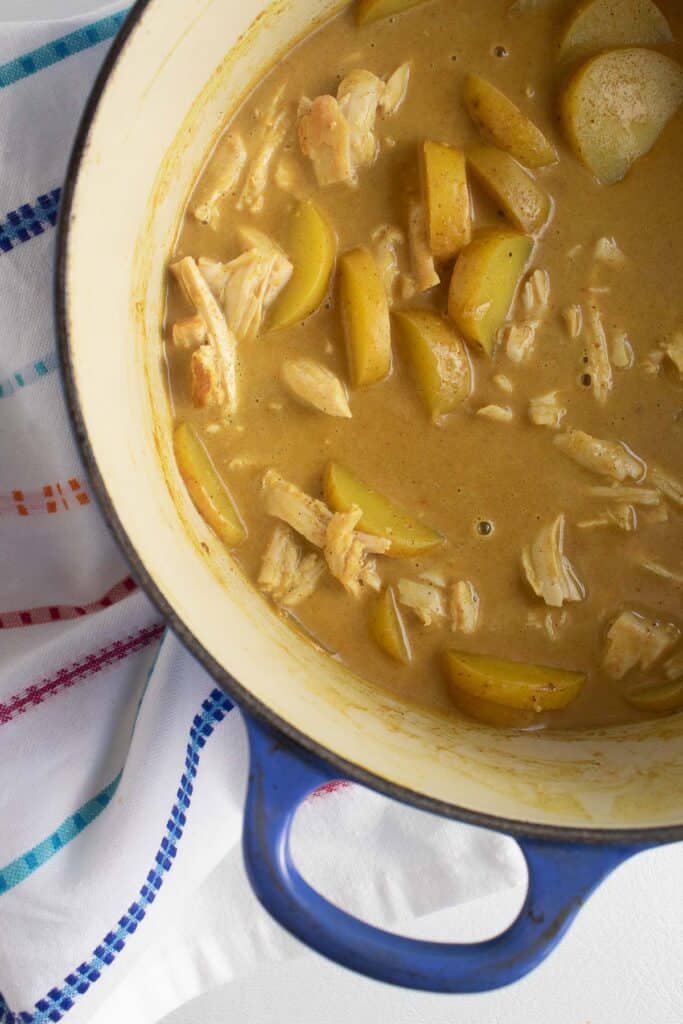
xmin=54 ymin=0 xmax=683 ymax=847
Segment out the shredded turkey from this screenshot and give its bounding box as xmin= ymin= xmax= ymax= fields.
xmin=261 ymin=471 xmax=388 ymax=595
xmin=235 ymin=227 xmax=294 ymax=305
xmin=172 ymin=315 xmax=207 ymax=349
xmin=192 ymin=132 xmax=247 ymax=225
xmin=372 ymin=224 xmax=405 ymax=300
xmin=450 ymin=581 xmax=480 ymax=634
xmin=520 ymin=268 xmax=550 ymax=316
xmin=528 ymin=391 xmax=566 ymax=429
xmin=258 ymin=524 xmax=325 ymax=607
xmin=237 ymin=88 xmax=291 ymax=212
xmin=298 ymin=64 xmax=410 ymax=187
xmin=325 ymin=505 xmax=389 ymax=597
xmin=602 ymin=611 xmax=679 ymax=680
xmin=476 ymin=404 xmax=513 ymax=423
xmin=650 ymin=466 xmax=683 ymax=508
xmin=407 ymin=200 xmax=440 ymax=292
xmin=397 ymin=579 xmax=445 ymax=626
xmin=171 ymin=256 xmax=238 ymax=412
xmin=522 ymin=514 xmax=584 ymax=608
xmin=502 ymin=320 xmax=539 ymax=363
xmin=584 ymin=305 xmax=613 ymax=404
xmin=189 ymin=345 xmax=223 ymax=408
xmin=554 ymin=430 xmax=645 ymax=483
xmin=281 ymin=359 xmax=351 ymax=418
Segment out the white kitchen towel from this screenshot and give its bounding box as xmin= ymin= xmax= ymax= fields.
xmin=0 ymin=8 xmax=524 ymax=1024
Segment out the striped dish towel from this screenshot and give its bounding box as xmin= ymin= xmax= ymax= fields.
xmin=0 ymin=7 xmax=525 ymax=1023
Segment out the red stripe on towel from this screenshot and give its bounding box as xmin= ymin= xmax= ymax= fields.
xmin=0 ymin=623 xmax=164 ymax=725
xmin=0 ymin=576 xmax=138 ymax=629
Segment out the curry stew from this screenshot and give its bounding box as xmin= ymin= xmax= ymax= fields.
xmin=164 ymin=0 xmax=683 ymax=731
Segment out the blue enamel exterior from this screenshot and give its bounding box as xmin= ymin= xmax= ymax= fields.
xmin=243 ymin=714 xmax=650 ymax=993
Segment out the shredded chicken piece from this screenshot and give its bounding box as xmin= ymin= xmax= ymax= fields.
xmin=190 ymin=345 xmax=223 ymax=408
xmin=298 ymin=94 xmax=353 ymax=186
xmin=274 ymin=153 xmax=306 ymax=195
xmin=235 ymin=227 xmax=294 ymax=305
xmin=649 ymin=466 xmax=683 ymax=508
xmin=593 ymin=236 xmax=626 ymax=267
xmin=638 ymin=560 xmax=683 ymax=585
xmin=228 ymin=455 xmax=260 ymax=470
xmin=419 ymin=569 xmax=447 ymax=587
xmin=262 ymin=469 xmax=331 ymax=547
xmin=528 ymin=391 xmax=566 ymax=429
xmin=450 ymin=580 xmax=480 ymax=634
xmin=199 ymin=239 xmax=292 ymax=341
xmin=324 ymin=505 xmax=389 ymax=597
xmin=172 ymin=256 xmax=237 ymax=412
xmin=476 ymin=404 xmax=514 ymax=423
xmin=237 ymin=105 xmax=291 ymax=212
xmin=337 ymin=69 xmax=384 ymax=169
xmin=641 ymin=348 xmax=665 ymax=375
xmin=586 ymin=485 xmax=661 ymax=507
xmin=611 ymin=329 xmax=634 ymax=370
xmin=372 ymin=224 xmax=405 ymax=300
xmin=281 ymin=358 xmax=351 ymax=418
xmin=584 ymin=305 xmax=613 ymax=404
xmin=521 ymin=269 xmax=550 ymax=316
xmin=172 ymin=315 xmax=207 ymax=349
xmin=407 ymin=200 xmax=440 ymax=292
xmin=192 ymin=132 xmax=247 ymax=225
xmin=526 ymin=608 xmax=569 ymax=641
xmin=493 ymin=374 xmax=514 ymax=394
xmin=554 ymin=430 xmax=645 ymax=483
xmin=602 ymin=611 xmax=679 ymax=679
xmin=378 ymin=61 xmax=411 ymax=116
xmin=578 ymin=505 xmax=636 ymax=532
xmin=502 ymin=320 xmax=539 ymax=363
xmin=397 ymin=578 xmax=445 ymax=626
xmin=663 ymin=650 xmax=683 ymax=682
xmin=258 ymin=524 xmax=325 ymax=607
xmin=562 ymin=304 xmax=583 ymax=340
xmin=261 ymin=471 xmax=388 ymax=595
xmin=663 ymin=331 xmax=683 ymax=376
xmin=522 ymin=515 xmax=584 ymax=608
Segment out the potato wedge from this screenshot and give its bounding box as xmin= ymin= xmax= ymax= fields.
xmin=463 ymin=73 xmax=557 ymax=169
xmin=324 ymin=461 xmax=443 ymax=557
xmin=447 ymin=228 xmax=533 ymax=356
xmin=356 ymin=0 xmax=428 ymax=26
xmin=268 ymin=199 xmax=337 ymax=330
xmin=370 ymin=587 xmax=412 ymax=663
xmin=448 ymin=685 xmax=542 ymax=729
xmin=443 ymin=650 xmax=586 ymax=711
xmin=562 ymin=48 xmax=683 ymax=185
xmin=419 ymin=140 xmax=472 ymax=261
xmin=339 ymin=246 xmax=392 ymax=387
xmin=624 ymin=679 xmax=683 ymax=714
xmin=393 ymin=309 xmax=472 ymax=419
xmin=559 ymin=0 xmax=673 ymax=60
xmin=468 ymin=145 xmax=551 ymax=234
xmin=174 ymin=422 xmax=246 ymax=548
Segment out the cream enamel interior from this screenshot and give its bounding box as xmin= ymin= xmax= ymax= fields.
xmin=64 ymin=0 xmax=683 ymax=832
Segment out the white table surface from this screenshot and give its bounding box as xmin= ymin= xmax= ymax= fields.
xmin=22 ymin=2 xmax=682 ymax=1021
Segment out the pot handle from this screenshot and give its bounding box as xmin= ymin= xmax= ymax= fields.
xmin=242 ymin=714 xmax=645 ymax=993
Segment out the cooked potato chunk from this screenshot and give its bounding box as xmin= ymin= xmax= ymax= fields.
xmin=339 ymin=246 xmax=392 ymax=387
xmin=448 ymin=686 xmax=542 ymax=728
xmin=443 ymin=650 xmax=586 ymax=711
xmin=447 ymin=229 xmax=533 ymax=355
xmin=625 ymin=679 xmax=683 ymax=714
xmin=174 ymin=422 xmax=246 ymax=548
xmin=467 ymin=145 xmax=551 ymax=235
xmin=420 ymin=140 xmax=472 ymax=261
xmin=562 ymin=48 xmax=683 ymax=185
xmin=559 ymin=0 xmax=673 ymax=60
xmin=356 ymin=0 xmax=427 ymax=25
xmin=369 ymin=587 xmax=412 ymax=662
xmin=393 ymin=310 xmax=472 ymax=419
xmin=463 ymin=73 xmax=557 ymax=169
xmin=268 ymin=200 xmax=337 ymax=330
xmin=324 ymin=461 xmax=442 ymax=556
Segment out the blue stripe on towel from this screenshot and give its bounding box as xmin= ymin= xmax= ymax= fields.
xmin=0 ymin=11 xmax=129 ymax=89
xmin=0 ymin=189 xmax=61 ymax=255
xmin=0 ymin=689 xmax=233 ymax=1024
xmin=0 ymin=779 xmax=120 ymax=895
xmin=0 ymin=351 xmax=59 ymax=398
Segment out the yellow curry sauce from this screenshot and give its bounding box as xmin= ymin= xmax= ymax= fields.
xmin=164 ymin=0 xmax=683 ymax=730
